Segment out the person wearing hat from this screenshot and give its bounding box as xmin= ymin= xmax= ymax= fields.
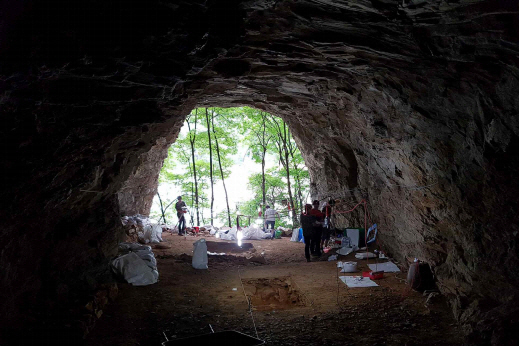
xmin=309 ymin=200 xmax=325 ymax=256
xmin=175 ymin=196 xmax=187 ymax=235
xmin=264 ymin=205 xmax=279 ymax=239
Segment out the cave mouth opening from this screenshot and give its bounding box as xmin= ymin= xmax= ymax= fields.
xmin=143 ymin=106 xmax=312 ymax=232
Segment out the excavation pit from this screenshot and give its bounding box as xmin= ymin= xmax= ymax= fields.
xmin=206 ymin=241 xmax=254 ymax=254
xmin=242 ymin=277 xmax=305 ymax=311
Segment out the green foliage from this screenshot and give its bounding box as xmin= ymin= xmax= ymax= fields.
xmin=151 ymin=106 xmax=310 ymax=228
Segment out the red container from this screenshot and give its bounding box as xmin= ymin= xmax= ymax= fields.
xmin=369 ymin=271 xmax=384 ymax=280
xmin=193 ymin=226 xmax=200 ymax=233
xmin=362 ymin=270 xmax=384 ymax=280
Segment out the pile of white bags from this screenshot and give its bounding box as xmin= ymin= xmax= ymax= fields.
xmin=140 ymin=222 xmax=163 ymax=243
xmin=111 ymin=243 xmax=159 ymax=286
xmin=242 ymin=226 xmax=272 ymax=240
xmin=121 ymin=215 xmax=163 ymax=244
xmin=216 ymin=226 xmax=271 ymax=240
xmin=216 ymin=227 xmax=238 ymax=240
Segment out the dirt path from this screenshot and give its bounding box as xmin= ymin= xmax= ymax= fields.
xmin=86 ymin=233 xmax=462 ymax=346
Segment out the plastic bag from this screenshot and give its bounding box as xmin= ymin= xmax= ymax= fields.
xmin=192 ymin=239 xmax=208 ymax=269
xmin=134 ymin=249 xmax=157 ymax=270
xmin=290 ymin=228 xmax=300 ymax=242
xmin=142 ymin=223 xmax=163 ymax=243
xmin=218 ymin=227 xmax=238 ymax=241
xmin=111 ymin=252 xmax=158 ymax=286
xmin=242 ymin=226 xmax=271 ymax=240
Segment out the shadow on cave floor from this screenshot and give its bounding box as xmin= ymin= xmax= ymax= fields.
xmin=86 ymin=233 xmax=462 ymax=346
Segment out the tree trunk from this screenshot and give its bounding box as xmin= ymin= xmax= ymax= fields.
xmin=212 ymin=114 xmax=232 ymax=227
xmin=157 ymin=191 xmax=167 ymax=224
xmin=262 ymin=148 xmax=266 ymax=209
xmin=283 ymin=122 xmax=297 ymax=227
xmin=187 ymin=110 xmax=200 ymax=226
xmin=206 ymin=108 xmax=214 ymax=226
xmin=272 ymin=117 xmax=297 ymax=226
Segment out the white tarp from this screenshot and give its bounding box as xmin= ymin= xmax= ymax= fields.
xmin=339 ymin=276 xmax=378 ymax=288
xmin=111 ymin=252 xmax=158 ymax=286
xmin=368 ymin=261 xmax=400 ymax=273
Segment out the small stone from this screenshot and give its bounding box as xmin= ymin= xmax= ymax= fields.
xmin=154 ymin=243 xmax=172 ymax=249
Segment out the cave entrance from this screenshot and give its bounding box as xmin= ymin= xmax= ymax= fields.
xmin=147 ymin=106 xmax=310 ymax=232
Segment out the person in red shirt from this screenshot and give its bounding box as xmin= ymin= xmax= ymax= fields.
xmin=309 ymin=200 xmax=325 ymax=256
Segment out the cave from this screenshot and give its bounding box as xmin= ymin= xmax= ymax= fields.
xmin=1 ymin=1 xmax=518 ymax=345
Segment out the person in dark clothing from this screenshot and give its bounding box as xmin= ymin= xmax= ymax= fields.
xmin=300 ymin=204 xmax=316 ymax=262
xmin=175 ymin=196 xmax=187 ymax=235
xmin=309 ymin=200 xmax=325 ymax=256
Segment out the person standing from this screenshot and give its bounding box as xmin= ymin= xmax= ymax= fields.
xmin=300 ymin=204 xmax=316 ymax=262
xmin=175 ymin=196 xmax=187 ymax=235
xmin=309 ymin=200 xmax=325 ymax=256
xmin=320 ymin=202 xmax=333 ymax=252
xmin=264 ymin=205 xmax=279 ymax=239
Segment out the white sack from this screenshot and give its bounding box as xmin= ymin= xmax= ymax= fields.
xmin=134 ymin=249 xmax=157 ymax=270
xmin=111 ymin=252 xmax=158 ymax=286
xmin=242 ymin=226 xmax=271 ymax=240
xmin=142 ymin=223 xmax=163 ymax=243
xmin=192 ymin=238 xmax=208 ymax=269
xmin=218 ymin=227 xmax=238 ymax=241
xmin=290 ymin=229 xmax=300 ymax=242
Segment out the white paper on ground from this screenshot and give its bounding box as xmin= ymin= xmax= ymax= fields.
xmin=368 ymin=261 xmax=400 ymax=273
xmin=339 ymin=276 xmax=379 ymax=288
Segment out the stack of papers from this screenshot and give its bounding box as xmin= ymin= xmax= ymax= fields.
xmin=339 ymin=276 xmax=379 ymax=288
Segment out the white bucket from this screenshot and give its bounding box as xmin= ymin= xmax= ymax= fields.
xmin=341 ymin=261 xmax=358 ymax=273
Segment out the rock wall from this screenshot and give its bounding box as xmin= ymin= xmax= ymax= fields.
xmin=1 ymin=0 xmax=518 ymax=344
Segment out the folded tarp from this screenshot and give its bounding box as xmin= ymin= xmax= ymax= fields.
xmin=368 ymin=261 xmax=400 ymax=273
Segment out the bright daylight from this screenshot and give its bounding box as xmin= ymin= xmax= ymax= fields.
xmin=150 ymin=107 xmax=310 ymax=230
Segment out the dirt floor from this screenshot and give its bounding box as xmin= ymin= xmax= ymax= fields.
xmin=86 ymin=232 xmax=463 ymax=346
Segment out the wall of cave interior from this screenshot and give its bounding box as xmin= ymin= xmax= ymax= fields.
xmin=1 ymin=0 xmax=518 ymax=344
